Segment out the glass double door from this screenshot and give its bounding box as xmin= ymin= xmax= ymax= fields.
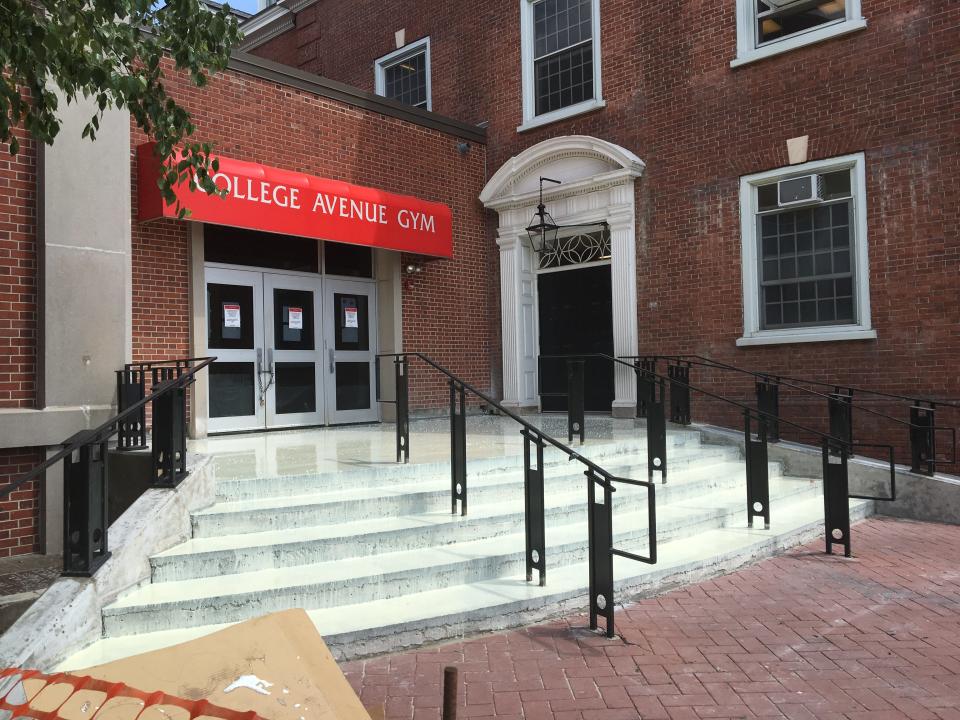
xmin=206 ymin=267 xmax=377 ymax=432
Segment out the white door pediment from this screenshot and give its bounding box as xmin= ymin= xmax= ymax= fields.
xmin=480 ymin=135 xmax=645 ymax=211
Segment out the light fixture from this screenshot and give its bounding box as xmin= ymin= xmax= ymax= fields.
xmin=525 ymin=177 xmax=562 ymax=254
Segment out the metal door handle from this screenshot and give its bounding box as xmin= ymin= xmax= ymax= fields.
xmin=266 ymin=347 xmax=275 ymax=377
xmin=329 ymin=348 xmax=335 ymax=374
xmin=256 ymin=348 xmax=263 ymax=375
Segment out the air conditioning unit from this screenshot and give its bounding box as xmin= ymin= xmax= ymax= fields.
xmin=777 ymin=174 xmax=823 ymax=207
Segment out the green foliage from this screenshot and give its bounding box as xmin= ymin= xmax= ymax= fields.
xmin=0 ymin=0 xmax=242 ymax=216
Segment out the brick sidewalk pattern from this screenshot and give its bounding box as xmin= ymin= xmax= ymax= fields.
xmin=343 ymin=517 xmax=960 ymax=719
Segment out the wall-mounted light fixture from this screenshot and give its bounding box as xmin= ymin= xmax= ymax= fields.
xmin=404 ymin=263 xmax=423 ymax=275
xmin=525 ymin=177 xmax=561 ymax=254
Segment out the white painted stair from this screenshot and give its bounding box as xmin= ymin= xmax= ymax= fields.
xmin=60 ymin=423 xmax=873 ymax=668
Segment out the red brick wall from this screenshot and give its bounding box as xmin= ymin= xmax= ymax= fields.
xmin=0 ymin=447 xmax=42 ymax=557
xmin=251 ymin=5 xmax=321 ymax=71
xmin=131 ymin=59 xmax=491 ymax=410
xmin=0 ymin=125 xmax=37 ymax=409
xmin=255 ymin=0 xmax=960 ymax=467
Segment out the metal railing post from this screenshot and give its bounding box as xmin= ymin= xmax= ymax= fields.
xmin=450 ymin=380 xmax=467 ymax=515
xmin=828 ymin=388 xmax=854 ymax=452
xmin=151 ymin=368 xmax=187 ymax=488
xmin=755 ymin=377 xmax=780 ymax=443
xmin=116 ymin=367 xmax=146 ymax=450
xmin=587 ymin=469 xmax=615 ymax=638
xmin=647 ymin=377 xmax=668 ymax=483
xmin=635 ymin=357 xmax=656 ymax=418
xmin=395 ymin=356 xmax=410 ymax=463
xmin=910 ymin=402 xmax=936 ymax=476
xmin=744 ymin=411 xmax=771 ymax=529
xmin=668 ymin=363 xmax=691 ymax=425
xmin=567 ymin=359 xmax=585 ymax=445
xmin=822 ymin=440 xmax=851 ymax=557
xmin=522 ymin=430 xmax=546 ymax=586
xmin=62 ymin=432 xmax=111 ymax=577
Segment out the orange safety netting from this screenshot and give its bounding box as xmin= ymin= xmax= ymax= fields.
xmin=0 ymin=668 xmax=266 ymax=720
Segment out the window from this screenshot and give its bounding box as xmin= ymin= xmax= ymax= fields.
xmin=738 ymin=153 xmax=874 ymax=346
xmin=519 ymin=0 xmax=604 ymax=131
xmin=375 ymin=38 xmax=431 ymax=111
xmin=733 ymin=0 xmax=866 ymax=67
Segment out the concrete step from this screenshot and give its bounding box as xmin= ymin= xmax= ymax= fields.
xmin=102 ymin=476 xmax=815 ymax=636
xmin=63 ymin=494 xmax=873 ymax=669
xmin=191 ymin=446 xmax=746 ymax=537
xmin=154 ymin=459 xmax=783 ymax=582
xmin=213 ymin=430 xmax=706 ymax=502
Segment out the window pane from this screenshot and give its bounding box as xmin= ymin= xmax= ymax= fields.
xmin=532 ymin=0 xmax=594 ymax=115
xmin=822 ymin=169 xmax=852 ymax=199
xmin=273 ymin=289 xmax=315 ymax=351
xmin=384 ymin=50 xmax=428 ymax=108
xmin=757 ymin=0 xmax=846 ymax=45
xmin=758 ymin=184 xmax=778 ymax=211
xmin=205 ymin=225 xmax=319 ymax=273
xmin=534 ymin=42 xmax=594 ymax=115
xmin=534 ymin=0 xmax=592 ymax=58
xmin=275 ymin=362 xmax=317 ymax=415
xmin=336 ymin=362 xmax=371 ymax=411
xmin=209 ymin=363 xmax=255 ymax=418
xmin=208 ymin=283 xmax=254 ymax=350
xmin=324 ymin=243 xmax=374 ymax=278
xmin=333 ymin=294 xmax=370 ymax=351
xmin=757 ymin=195 xmax=855 ymax=330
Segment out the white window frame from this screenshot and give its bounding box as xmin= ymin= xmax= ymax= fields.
xmin=732 ymin=0 xmax=867 ymax=68
xmin=737 ymin=152 xmax=875 ymax=347
xmin=375 ymin=37 xmax=432 ymax=111
xmin=518 ymin=0 xmax=605 ymax=133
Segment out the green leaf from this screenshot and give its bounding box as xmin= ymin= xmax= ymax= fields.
xmin=0 ymin=0 xmax=242 ymax=207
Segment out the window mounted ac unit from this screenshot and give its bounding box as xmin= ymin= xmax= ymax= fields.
xmin=777 ymin=174 xmax=823 ymax=207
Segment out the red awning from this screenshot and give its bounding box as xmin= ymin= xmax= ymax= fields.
xmin=136 ymin=143 xmax=453 ymax=258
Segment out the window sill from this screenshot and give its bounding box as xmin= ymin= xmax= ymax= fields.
xmin=517 ymin=98 xmax=607 ymax=133
xmin=736 ymin=326 xmax=877 ymax=347
xmin=730 ymin=18 xmax=868 ymax=68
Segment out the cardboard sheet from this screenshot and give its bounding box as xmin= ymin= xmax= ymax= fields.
xmin=77 ymin=610 xmax=371 ymax=720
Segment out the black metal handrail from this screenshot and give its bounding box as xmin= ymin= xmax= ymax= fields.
xmin=0 ymin=357 xmax=214 ymax=577
xmin=626 ymin=354 xmax=957 ymax=476
xmin=375 ymin=352 xmax=656 ymax=638
xmin=540 ymin=352 xmax=896 ymax=559
xmin=646 ymin=354 xmax=960 ymax=407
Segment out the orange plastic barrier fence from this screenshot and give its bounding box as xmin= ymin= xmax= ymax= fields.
xmin=0 ymin=668 xmax=266 ymax=720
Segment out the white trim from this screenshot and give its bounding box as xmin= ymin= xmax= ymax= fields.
xmin=517 ymin=98 xmax=607 ymax=133
xmin=738 ymin=152 xmax=873 ymax=347
xmin=736 ymin=327 xmax=877 ymax=346
xmin=733 ymin=0 xmax=865 ymax=67
xmin=519 ymin=0 xmax=604 ymax=129
xmin=375 ymin=37 xmax=432 ymax=111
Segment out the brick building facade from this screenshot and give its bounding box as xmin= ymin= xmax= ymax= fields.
xmin=244 ymin=0 xmax=959 ymax=457
xmin=2 ymin=0 xmax=958 ymax=557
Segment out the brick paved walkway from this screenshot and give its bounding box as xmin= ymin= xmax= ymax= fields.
xmin=342 ymin=517 xmax=960 ymax=719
